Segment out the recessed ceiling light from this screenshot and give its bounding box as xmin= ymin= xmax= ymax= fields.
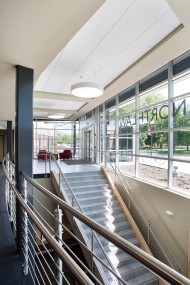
xmin=47 ymin=114 xmax=65 ymax=119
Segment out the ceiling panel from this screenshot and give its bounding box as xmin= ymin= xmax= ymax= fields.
xmin=33 ymin=98 xmax=85 ymax=110
xmin=34 ymin=0 xmax=181 ymax=115
xmin=33 ymin=111 xmax=74 ymax=119
xmin=90 ymin=0 xmax=135 ymax=29
xmin=160 ymin=9 xmax=181 ymax=27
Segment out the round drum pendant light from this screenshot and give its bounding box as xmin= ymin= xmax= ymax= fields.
xmin=71 ymin=82 xmax=104 ymax=98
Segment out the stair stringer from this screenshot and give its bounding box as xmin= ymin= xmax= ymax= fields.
xmin=101 ymin=167 xmax=152 ymax=255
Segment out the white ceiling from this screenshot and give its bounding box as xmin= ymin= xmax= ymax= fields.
xmin=1 ymin=0 xmax=190 ymax=128
xmin=33 ymin=98 xmax=85 ymax=119
xmin=34 ymin=0 xmax=180 ymax=119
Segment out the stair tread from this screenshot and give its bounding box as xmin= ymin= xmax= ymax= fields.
xmin=118 ymin=260 xmax=144 ymax=274
xmin=66 ymin=178 xmax=107 ymax=183
xmin=59 ymin=170 xmax=158 ymax=285
xmin=85 ymin=206 xmax=123 ymax=215
xmin=108 ymin=250 xmax=131 ymax=261
xmin=127 ymin=271 xmax=158 ymax=285
xmin=70 ymin=184 xmax=110 ymax=189
xmin=69 ymin=187 xmax=111 ymax=194
xmin=64 ymin=171 xmax=103 ymax=177
xmin=104 ymin=237 xmax=139 ymax=249
xmin=81 ymin=199 xmax=118 ymax=209
xmin=113 ymin=220 xmax=131 ymax=227
xmin=77 ymin=193 xmax=114 ymax=201
xmin=93 ymin=212 xmax=126 ymax=221
xmin=115 ymin=227 xmax=133 ymax=236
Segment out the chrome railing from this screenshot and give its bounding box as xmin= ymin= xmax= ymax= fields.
xmin=3 ymin=154 xmax=190 ymax=285
xmin=5 ymin=154 xmax=17 ymax=237
xmin=103 ymin=151 xmax=183 ymax=273
xmin=3 ymin=155 xmax=96 ymax=285
xmin=49 ymin=154 xmax=127 ymax=285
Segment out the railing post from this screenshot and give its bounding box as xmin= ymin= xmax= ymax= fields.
xmin=6 ymin=155 xmax=10 ymax=211
xmin=49 ymin=153 xmax=51 ymax=173
xmin=148 ymin=219 xmax=150 ymax=245
xmin=8 ymin=159 xmax=14 ymax=229
xmin=114 ymin=162 xmax=117 ymax=186
xmin=105 ymin=152 xmax=107 ymax=170
xmin=188 ymin=229 xmax=190 ymax=278
xmin=128 ymin=189 xmax=131 ymax=210
xmin=45 ymin=153 xmax=47 ymax=177
xmin=23 ymin=177 xmax=29 ymax=275
xmin=9 ymin=183 xmax=13 ymax=222
xmin=59 ymin=171 xmax=61 ymax=189
xmin=91 ymin=231 xmax=94 ymax=272
xmin=54 ymin=206 xmax=63 ymax=285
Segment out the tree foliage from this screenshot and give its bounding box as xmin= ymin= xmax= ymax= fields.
xmin=120 ymin=93 xmax=190 ymax=150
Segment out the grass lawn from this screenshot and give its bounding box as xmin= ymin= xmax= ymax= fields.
xmin=140 ymin=147 xmax=190 ymax=155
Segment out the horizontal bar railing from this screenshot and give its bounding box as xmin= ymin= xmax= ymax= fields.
xmin=102 ymin=150 xmax=183 ymax=273
xmin=6 ymin=153 xmax=128 ymax=285
xmin=3 ymin=154 xmax=190 ymax=285
xmin=3 ymin=155 xmax=96 ymax=285
xmin=49 ymin=154 xmax=125 ymax=285
xmin=20 ymin=170 xmax=190 ymax=285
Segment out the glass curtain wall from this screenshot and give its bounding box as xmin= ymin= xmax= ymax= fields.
xmin=98 ymin=54 xmax=190 ymax=195
xmin=33 ymin=120 xmax=79 ymax=158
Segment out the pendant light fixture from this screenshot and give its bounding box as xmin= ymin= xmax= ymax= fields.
xmin=71 ymin=82 xmax=104 ymax=98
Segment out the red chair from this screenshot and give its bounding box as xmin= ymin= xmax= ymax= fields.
xmin=38 ymin=150 xmax=50 ymax=160
xmin=59 ymin=150 xmax=72 ymax=160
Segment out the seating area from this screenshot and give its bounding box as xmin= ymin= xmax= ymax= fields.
xmin=37 ymin=149 xmax=72 ymax=160
xmin=59 ymin=149 xmax=72 ymax=160
xmin=38 ymin=150 xmax=50 ymax=160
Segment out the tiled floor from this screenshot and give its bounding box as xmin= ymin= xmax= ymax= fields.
xmin=33 ymin=159 xmax=100 ymax=175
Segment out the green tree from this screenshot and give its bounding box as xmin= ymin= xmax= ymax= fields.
xmin=173 ymin=98 xmax=190 ymax=150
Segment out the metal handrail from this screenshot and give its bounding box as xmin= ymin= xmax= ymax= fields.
xmin=2 ymin=157 xmax=95 ymax=285
xmin=4 ymin=154 xmax=190 ymax=284
xmin=103 ymin=151 xmax=183 ymax=273
xmin=49 ymin=153 xmax=124 ymax=285
xmin=20 ymin=171 xmax=190 ymax=285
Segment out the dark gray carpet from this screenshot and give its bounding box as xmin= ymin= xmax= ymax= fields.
xmin=63 ymin=159 xmax=93 ymax=165
xmin=0 ymin=165 xmax=26 ymax=285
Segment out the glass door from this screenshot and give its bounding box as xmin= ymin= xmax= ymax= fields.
xmin=83 ymin=126 xmax=95 ymax=162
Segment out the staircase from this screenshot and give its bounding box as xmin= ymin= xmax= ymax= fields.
xmin=60 ymin=169 xmax=159 ymax=285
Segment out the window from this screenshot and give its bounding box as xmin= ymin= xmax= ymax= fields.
xmin=93 ymin=51 xmax=190 ymax=195
xmin=33 ymin=120 xmax=79 ymax=158
xmin=105 ymin=107 xmax=116 ymax=120
xmin=119 ymin=99 xmax=135 ymax=116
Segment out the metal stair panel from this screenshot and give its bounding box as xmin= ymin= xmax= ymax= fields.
xmin=59 ymin=169 xmax=159 ymax=285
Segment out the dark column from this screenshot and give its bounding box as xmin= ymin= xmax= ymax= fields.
xmin=7 ymin=121 xmax=13 ymax=161
xmin=73 ymin=121 xmax=76 ymax=156
xmin=15 ymin=65 xmax=33 ymax=285
xmin=15 ymin=65 xmax=33 ymax=180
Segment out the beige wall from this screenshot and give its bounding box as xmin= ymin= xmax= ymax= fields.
xmin=33 ymin=178 xmax=57 ymax=229
xmin=113 ymin=172 xmax=190 ymax=276
xmin=34 ymin=177 xmax=72 ymax=240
